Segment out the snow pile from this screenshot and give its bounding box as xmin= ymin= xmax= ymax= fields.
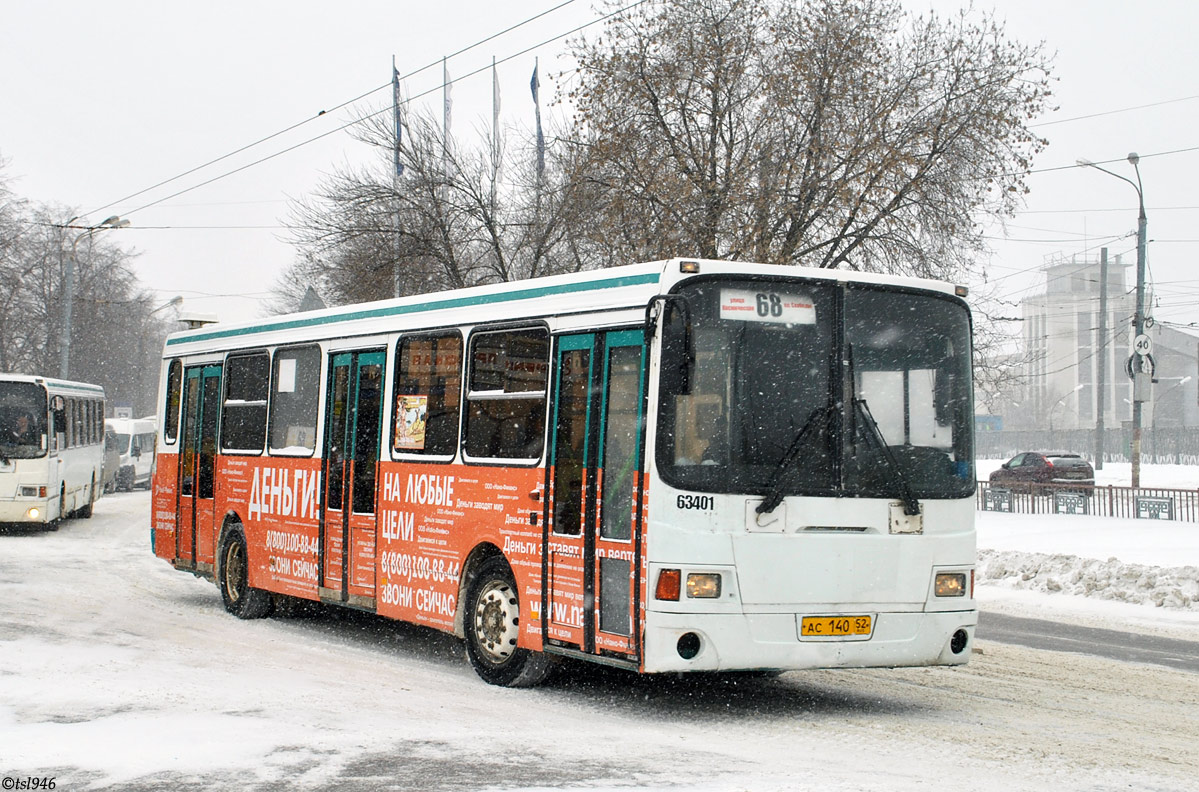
xmin=975 ymin=481 xmax=1199 ymax=618
xmin=977 ymin=548 xmax=1199 ymax=610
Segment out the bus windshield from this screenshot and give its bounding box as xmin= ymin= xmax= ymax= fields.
xmin=657 ymin=278 xmax=974 ymax=500
xmin=0 ymin=381 xmax=48 ymax=459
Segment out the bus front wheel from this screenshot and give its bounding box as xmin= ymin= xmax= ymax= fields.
xmin=464 ymin=556 xmax=552 ymax=687
xmin=78 ymin=476 xmax=96 ymax=519
xmin=218 ymin=526 xmax=273 ymax=619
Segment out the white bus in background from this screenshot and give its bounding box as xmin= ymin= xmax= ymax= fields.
xmin=105 ymin=417 xmax=156 ymax=491
xmin=0 ymin=373 xmax=106 ymax=528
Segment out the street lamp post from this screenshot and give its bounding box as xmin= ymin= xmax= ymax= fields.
xmin=1049 ymin=383 xmax=1085 ymax=434
xmin=1077 ymin=154 xmax=1147 ymax=487
xmin=134 ymin=296 xmax=183 ymax=414
xmin=1152 ymin=376 xmax=1192 ymax=429
xmin=61 ymin=216 xmax=130 ymax=380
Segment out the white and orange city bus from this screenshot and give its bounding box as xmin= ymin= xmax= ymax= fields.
xmin=151 ymin=259 xmax=977 ymax=686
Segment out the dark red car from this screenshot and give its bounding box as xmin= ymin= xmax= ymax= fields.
xmin=989 ymin=452 xmax=1095 ymax=494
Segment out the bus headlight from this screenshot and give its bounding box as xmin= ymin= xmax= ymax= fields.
xmin=686 ymin=573 xmax=722 ymax=598
xmin=935 ymin=572 xmax=967 ymax=597
xmin=26 ymin=507 xmax=40 ymax=520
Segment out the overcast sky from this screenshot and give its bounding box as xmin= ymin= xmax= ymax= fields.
xmin=2 ymin=0 xmax=1196 ymax=331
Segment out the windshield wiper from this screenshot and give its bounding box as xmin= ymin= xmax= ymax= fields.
xmin=756 ymin=404 xmax=834 ymax=516
xmin=853 ymin=398 xmax=920 ymax=516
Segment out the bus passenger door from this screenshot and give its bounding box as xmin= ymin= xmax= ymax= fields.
xmin=177 ymin=364 xmax=221 ymax=571
xmin=320 ymin=350 xmax=384 ymax=608
xmin=547 ymin=331 xmax=645 ymax=661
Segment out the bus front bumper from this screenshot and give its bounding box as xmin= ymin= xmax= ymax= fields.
xmin=0 ymin=497 xmax=53 ymax=523
xmin=641 ymin=609 xmax=977 ymax=673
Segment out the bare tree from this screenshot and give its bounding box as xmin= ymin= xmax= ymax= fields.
xmin=0 ymin=180 xmax=165 ymax=413
xmin=276 ymin=101 xmax=600 ymax=313
xmin=566 ymin=0 xmax=1052 ymax=280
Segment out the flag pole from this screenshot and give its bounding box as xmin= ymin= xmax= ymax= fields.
xmin=392 ymin=56 xmax=404 ymax=298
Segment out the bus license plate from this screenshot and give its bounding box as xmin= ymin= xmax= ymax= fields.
xmin=799 ymin=615 xmax=873 ymax=640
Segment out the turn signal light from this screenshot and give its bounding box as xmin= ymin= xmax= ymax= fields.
xmin=656 ymin=569 xmax=681 ymax=601
xmin=935 ymin=572 xmax=967 ymax=597
xmin=686 ymin=573 xmax=722 ymax=598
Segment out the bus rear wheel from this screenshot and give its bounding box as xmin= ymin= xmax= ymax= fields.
xmin=464 ymin=556 xmax=552 ymax=687
xmin=219 ymin=526 xmax=273 ymax=619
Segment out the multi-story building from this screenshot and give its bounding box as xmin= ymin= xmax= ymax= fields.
xmin=1019 ymin=252 xmax=1197 ymax=431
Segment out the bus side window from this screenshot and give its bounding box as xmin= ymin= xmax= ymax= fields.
xmin=268 ymin=345 xmax=320 ymax=455
xmin=393 ymin=332 xmax=462 ymax=457
xmin=164 ymin=360 xmax=182 ymax=443
xmin=464 ymin=327 xmax=548 ymax=461
xmin=221 ymin=351 xmax=270 ymax=455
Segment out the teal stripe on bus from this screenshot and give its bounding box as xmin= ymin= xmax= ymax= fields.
xmin=165 ymin=272 xmax=661 ymax=347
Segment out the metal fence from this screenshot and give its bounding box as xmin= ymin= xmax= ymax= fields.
xmin=977 ymin=481 xmax=1199 ymax=523
xmin=975 ymin=427 xmax=1199 ymax=466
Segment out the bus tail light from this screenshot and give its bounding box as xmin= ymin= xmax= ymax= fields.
xmin=686 ymin=573 xmax=721 ymax=598
xmin=935 ymin=572 xmax=967 ymax=597
xmin=655 ymin=569 xmax=681 ymax=601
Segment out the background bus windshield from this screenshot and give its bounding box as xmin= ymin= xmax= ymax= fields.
xmin=0 ymin=381 xmax=47 ymax=458
xmin=657 ymin=279 xmax=974 ymax=500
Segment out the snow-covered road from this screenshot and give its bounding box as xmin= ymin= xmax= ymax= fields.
xmin=1 ymin=490 xmax=1197 ymax=791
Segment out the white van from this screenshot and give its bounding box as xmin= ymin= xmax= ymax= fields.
xmin=105 ymin=417 xmax=156 ymax=491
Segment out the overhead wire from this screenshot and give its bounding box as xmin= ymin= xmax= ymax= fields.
xmin=86 ymin=0 xmax=583 ymax=219
xmin=1029 ymin=94 xmax=1199 ymax=128
xmin=96 ymin=0 xmax=647 ymax=220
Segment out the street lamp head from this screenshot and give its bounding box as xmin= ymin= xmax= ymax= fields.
xmin=1075 ymin=158 xmax=1094 ymax=167
xmin=150 ymin=295 xmax=184 ymax=315
xmin=98 ymin=216 xmax=131 ymax=229
xmin=1127 ymin=152 xmax=1140 ymax=166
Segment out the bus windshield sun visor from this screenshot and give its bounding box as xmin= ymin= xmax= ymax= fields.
xmin=648 ymin=294 xmax=695 ymax=396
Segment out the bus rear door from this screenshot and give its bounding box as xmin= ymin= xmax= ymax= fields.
xmin=177 ymin=365 xmax=221 ymax=571
xmin=547 ymin=330 xmax=645 ymax=661
xmin=320 ymin=350 xmax=385 ymax=608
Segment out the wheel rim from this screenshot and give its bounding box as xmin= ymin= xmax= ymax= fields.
xmin=224 ymin=540 xmax=246 ymax=605
xmin=473 ymin=579 xmax=519 ymax=666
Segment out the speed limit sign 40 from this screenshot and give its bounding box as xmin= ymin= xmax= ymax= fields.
xmin=1133 ymin=333 xmax=1153 ymax=355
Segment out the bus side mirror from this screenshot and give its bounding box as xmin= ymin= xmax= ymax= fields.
xmin=50 ymin=395 xmax=66 ymax=412
xmin=650 ymin=296 xmax=694 ymax=396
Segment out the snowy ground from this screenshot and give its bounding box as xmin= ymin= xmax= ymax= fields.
xmin=974 ymin=460 xmax=1199 ymax=640
xmin=1 ymin=471 xmax=1197 ymax=791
